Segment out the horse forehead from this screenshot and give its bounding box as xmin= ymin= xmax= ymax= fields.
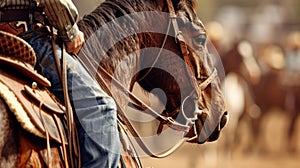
xmin=176 ymin=11 xmax=205 ymax=33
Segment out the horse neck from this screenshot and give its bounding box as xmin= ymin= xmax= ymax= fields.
xmin=77 ymin=0 xmax=194 ymax=111
xmin=77 ymin=0 xmax=172 ymax=79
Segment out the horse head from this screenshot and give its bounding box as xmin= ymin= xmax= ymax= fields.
xmin=77 ymin=0 xmax=228 ymax=149
xmin=134 ymin=0 xmax=228 ymax=144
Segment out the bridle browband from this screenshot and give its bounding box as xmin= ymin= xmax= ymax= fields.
xmin=78 ymin=0 xmax=218 ymax=158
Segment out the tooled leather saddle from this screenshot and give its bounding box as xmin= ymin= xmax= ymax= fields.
xmin=0 ymin=30 xmax=67 ymax=143
xmin=0 ymin=30 xmax=141 ymax=168
xmin=0 ymin=30 xmax=71 ymax=166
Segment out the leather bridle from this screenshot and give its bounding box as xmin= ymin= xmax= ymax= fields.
xmin=153 ymin=0 xmax=218 ymax=138
xmin=78 ymin=0 xmax=218 ymax=158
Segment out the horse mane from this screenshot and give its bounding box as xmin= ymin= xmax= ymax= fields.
xmin=77 ymin=0 xmax=200 ymax=66
xmin=78 ymin=0 xmax=155 ymax=36
xmin=77 ymin=0 xmax=158 ymax=67
xmin=76 ymin=0 xmax=201 ymax=92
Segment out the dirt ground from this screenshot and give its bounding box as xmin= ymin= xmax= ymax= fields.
xmin=138 ymin=111 xmax=300 ymax=168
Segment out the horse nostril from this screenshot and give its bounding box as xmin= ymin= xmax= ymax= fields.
xmin=220 ymin=111 xmax=228 ymax=130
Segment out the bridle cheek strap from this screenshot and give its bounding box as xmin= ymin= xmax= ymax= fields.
xmin=161 ymin=0 xmax=219 ymax=138
xmin=166 ymin=0 xmax=201 ymax=99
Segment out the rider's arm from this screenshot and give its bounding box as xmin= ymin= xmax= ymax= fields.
xmin=39 ymin=0 xmax=79 ymax=41
xmin=39 ymin=0 xmax=84 ymax=53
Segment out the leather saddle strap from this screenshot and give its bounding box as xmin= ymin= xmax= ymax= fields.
xmin=51 ymin=37 xmax=70 ymax=168
xmin=52 ymin=36 xmax=80 ymax=167
xmin=38 ymin=101 xmax=52 ymax=166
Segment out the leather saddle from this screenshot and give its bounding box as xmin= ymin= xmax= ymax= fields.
xmin=0 ymin=30 xmax=141 ymax=168
xmin=0 ymin=31 xmax=67 ymax=144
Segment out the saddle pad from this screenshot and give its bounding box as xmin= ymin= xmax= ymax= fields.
xmin=0 ymin=30 xmax=36 ymax=66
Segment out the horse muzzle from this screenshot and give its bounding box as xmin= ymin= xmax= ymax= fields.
xmin=185 ymin=110 xmax=228 ymax=144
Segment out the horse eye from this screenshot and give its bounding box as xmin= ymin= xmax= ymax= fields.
xmin=194 ymin=34 xmax=207 ymax=46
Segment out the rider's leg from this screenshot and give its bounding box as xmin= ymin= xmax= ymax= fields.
xmin=20 ymin=28 xmax=121 ymax=168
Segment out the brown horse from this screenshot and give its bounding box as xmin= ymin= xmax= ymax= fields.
xmin=248 ymin=64 xmax=300 ymax=153
xmin=200 ymin=40 xmax=259 ymax=160
xmin=0 ymin=0 xmax=228 ymax=167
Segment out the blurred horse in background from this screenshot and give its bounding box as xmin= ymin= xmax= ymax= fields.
xmin=208 ymin=20 xmax=300 ymax=154
xmin=219 ymin=40 xmax=260 ymax=156
xmin=200 ymin=22 xmax=260 ymax=163
xmin=224 ymin=40 xmax=300 ymax=154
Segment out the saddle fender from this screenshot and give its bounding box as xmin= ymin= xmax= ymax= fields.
xmin=0 ymin=55 xmax=67 ymax=144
